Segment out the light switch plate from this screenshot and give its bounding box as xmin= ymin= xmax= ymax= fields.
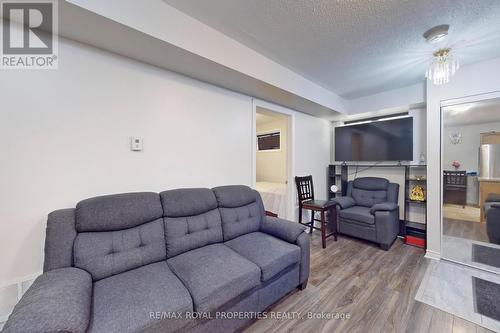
xmin=130 ymin=137 xmax=143 ymax=151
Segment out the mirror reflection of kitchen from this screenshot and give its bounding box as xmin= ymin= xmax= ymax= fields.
xmin=442 ymin=97 xmax=500 ymax=274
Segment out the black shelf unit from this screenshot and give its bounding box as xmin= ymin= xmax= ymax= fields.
xmin=403 ymin=165 xmax=427 ymax=248
xmin=327 ymin=164 xmax=349 ymax=200
xmin=328 ymin=163 xmax=427 ymax=247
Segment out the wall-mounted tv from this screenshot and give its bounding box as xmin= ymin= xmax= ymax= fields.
xmin=335 ymin=117 xmax=413 ymax=162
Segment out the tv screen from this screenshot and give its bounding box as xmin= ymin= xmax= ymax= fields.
xmin=335 ymin=117 xmax=413 ymax=162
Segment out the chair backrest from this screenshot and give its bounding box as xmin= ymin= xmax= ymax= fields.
xmin=212 ymin=185 xmax=266 ymax=241
xmin=443 ymin=170 xmax=467 ymax=187
xmin=295 ymin=175 xmax=314 ymax=204
xmin=346 ymin=177 xmax=399 ymax=207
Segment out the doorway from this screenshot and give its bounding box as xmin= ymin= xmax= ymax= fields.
xmin=252 ymin=102 xmax=293 ymax=220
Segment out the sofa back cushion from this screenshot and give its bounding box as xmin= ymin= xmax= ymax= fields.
xmin=350 ymin=177 xmax=389 ymax=207
xmin=75 ymin=192 xmax=163 ymax=232
xmin=161 ymin=188 xmax=223 ymax=258
xmin=212 ymin=185 xmax=265 ymax=241
xmin=73 ymin=192 xmax=166 ymax=281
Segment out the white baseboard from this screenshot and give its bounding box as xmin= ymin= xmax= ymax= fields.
xmin=424 ymin=249 xmax=441 ymax=260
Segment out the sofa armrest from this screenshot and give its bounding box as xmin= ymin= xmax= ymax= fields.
xmin=370 ymin=202 xmax=398 ymax=214
xmin=261 ymin=216 xmax=306 ymax=243
xmin=2 ymin=268 xmax=92 ymax=333
xmin=486 ymin=203 xmax=500 ymax=221
xmin=332 ymin=196 xmax=356 ymax=209
xmin=296 ymin=232 xmax=310 ymax=285
xmin=261 ymin=217 xmax=309 ymax=286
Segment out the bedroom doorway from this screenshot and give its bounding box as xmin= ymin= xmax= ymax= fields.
xmin=254 ymin=105 xmax=292 ymax=219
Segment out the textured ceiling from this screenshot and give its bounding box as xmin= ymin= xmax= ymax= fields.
xmin=164 ymin=0 xmax=500 ymax=99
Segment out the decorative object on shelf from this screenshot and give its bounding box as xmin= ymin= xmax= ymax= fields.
xmin=452 ymin=160 xmax=461 ymax=170
xmin=449 ymin=132 xmax=462 ymax=145
xmin=415 ymin=176 xmax=426 ymax=181
xmin=330 ymin=185 xmax=339 ymax=193
xmin=410 ymin=185 xmax=426 ymax=202
xmin=423 ymin=25 xmax=460 ymax=85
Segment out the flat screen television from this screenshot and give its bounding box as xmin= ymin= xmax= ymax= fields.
xmin=335 ymin=117 xmax=413 ymax=162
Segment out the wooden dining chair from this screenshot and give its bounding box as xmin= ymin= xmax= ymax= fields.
xmin=295 ymin=175 xmax=337 ymax=248
xmin=443 ymin=170 xmax=467 ymax=207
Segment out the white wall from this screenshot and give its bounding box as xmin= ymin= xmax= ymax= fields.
xmin=0 ymin=37 xmax=252 ymax=283
xmin=443 ymin=122 xmax=500 ymax=173
xmin=293 ymin=112 xmax=331 ymax=211
xmin=348 ymin=83 xmax=425 ymax=115
xmin=66 ymin=0 xmax=349 ymax=113
xmin=0 ymin=35 xmax=333 ymax=316
xmin=256 ymin=118 xmax=287 ymax=183
xmin=426 ymin=57 xmax=500 ymax=259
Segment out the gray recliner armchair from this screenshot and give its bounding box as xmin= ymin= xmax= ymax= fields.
xmin=333 ymin=177 xmax=400 ymax=250
xmin=485 ymin=194 xmax=500 ymax=244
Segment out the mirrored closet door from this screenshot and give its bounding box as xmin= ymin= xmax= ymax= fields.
xmin=441 ymin=96 xmax=500 ymax=274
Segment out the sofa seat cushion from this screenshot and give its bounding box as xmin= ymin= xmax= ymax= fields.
xmin=88 ymin=262 xmax=193 ymax=333
xmin=167 ymin=244 xmax=261 ymax=312
xmin=225 ymin=232 xmax=300 ymax=282
xmin=339 ymin=206 xmax=375 ymax=225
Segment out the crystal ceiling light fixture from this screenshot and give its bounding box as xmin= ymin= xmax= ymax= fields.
xmin=423 ymin=24 xmax=460 ymax=85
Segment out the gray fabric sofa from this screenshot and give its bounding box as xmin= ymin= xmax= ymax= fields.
xmin=333 ymin=177 xmax=400 ymax=250
xmin=2 ymin=185 xmax=309 ymax=333
xmin=485 ymin=194 xmax=500 ymax=244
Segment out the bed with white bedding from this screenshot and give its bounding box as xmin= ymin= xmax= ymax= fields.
xmin=255 ymin=181 xmax=287 ymax=218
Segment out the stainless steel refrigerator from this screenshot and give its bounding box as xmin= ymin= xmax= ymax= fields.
xmin=479 ymin=144 xmax=500 ymax=180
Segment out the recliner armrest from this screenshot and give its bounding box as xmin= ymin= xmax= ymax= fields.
xmin=332 ymin=196 xmax=356 ymax=209
xmin=2 ymin=267 xmax=92 ymax=333
xmin=261 ymin=216 xmax=306 ymax=243
xmin=370 ymin=202 xmax=398 ymax=214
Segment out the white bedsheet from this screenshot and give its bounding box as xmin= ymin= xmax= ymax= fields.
xmin=255 ymin=181 xmax=287 ymax=218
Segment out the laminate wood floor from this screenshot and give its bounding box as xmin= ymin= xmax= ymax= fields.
xmin=444 ymin=218 xmax=489 ymax=243
xmin=244 ymin=233 xmax=494 ymax=333
xmin=443 ymin=204 xmax=480 ymax=223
